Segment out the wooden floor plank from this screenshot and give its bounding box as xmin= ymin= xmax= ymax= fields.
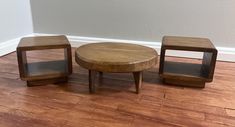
xmin=0 ymin=50 xmax=235 ymax=127
xmin=206 ymin=113 xmax=235 ymax=127
xmin=226 ymin=109 xmax=235 ymax=117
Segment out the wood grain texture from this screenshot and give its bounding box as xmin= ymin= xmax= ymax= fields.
xmin=160 ymin=36 xmax=217 ymax=87
xmin=0 ymin=49 xmax=235 ymax=127
xmin=17 ymin=35 xmax=71 ymax=50
xmin=75 ymin=42 xmax=158 ymax=72
xmin=75 ymin=42 xmax=158 ymax=93
xmin=17 ymin=36 xmax=72 ymax=86
xmin=162 ymin=36 xmax=217 ymax=52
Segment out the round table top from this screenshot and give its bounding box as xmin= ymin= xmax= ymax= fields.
xmin=75 ymin=42 xmax=158 ymax=72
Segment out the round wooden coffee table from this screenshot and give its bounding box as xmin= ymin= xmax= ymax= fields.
xmin=75 ymin=42 xmax=158 ymax=94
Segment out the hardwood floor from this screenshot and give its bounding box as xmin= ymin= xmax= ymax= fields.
xmin=0 ymin=48 xmax=235 ymax=127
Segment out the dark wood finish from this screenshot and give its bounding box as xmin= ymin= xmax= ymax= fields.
xmin=75 ymin=42 xmax=158 ymax=93
xmin=202 ymin=52 xmax=217 ymax=82
xmin=17 ymin=35 xmax=72 ymax=86
xmin=27 ymin=77 xmax=68 ymax=87
xmin=65 ymin=46 xmax=73 ymax=74
xmin=89 ymin=70 xmax=96 ymax=93
xmin=133 ymin=72 xmax=143 ymax=94
xmin=17 ymin=50 xmax=27 ymax=78
xmin=159 ymin=36 xmax=218 ymax=87
xmin=0 ymin=50 xmax=235 ymax=127
xmin=98 ymin=71 xmax=103 ymax=86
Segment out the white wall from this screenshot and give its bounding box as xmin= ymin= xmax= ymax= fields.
xmin=0 ymin=0 xmax=33 ymax=43
xmin=30 ymin=0 xmax=235 ymax=47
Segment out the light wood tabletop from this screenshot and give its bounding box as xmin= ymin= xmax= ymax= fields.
xmin=162 ymin=36 xmax=216 ymax=52
xmin=75 ymin=42 xmax=158 ymax=93
xmin=18 ymin=35 xmax=70 ymax=50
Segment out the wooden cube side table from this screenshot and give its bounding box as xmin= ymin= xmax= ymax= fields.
xmin=17 ymin=35 xmax=72 ymax=86
xmin=159 ymin=36 xmax=217 ymax=87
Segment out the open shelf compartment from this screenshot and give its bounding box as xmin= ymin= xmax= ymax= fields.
xmin=24 ymin=60 xmax=69 ymax=80
xmin=162 ymin=61 xmax=208 ymax=81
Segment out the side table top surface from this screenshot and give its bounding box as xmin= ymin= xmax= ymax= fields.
xmin=17 ymin=35 xmax=70 ymax=50
xmin=163 ymin=36 xmax=217 ymax=51
xmin=75 ymin=42 xmax=158 ymax=72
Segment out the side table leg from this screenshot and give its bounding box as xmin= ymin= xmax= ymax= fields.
xmin=89 ymin=70 xmax=97 ymax=93
xmin=98 ymin=72 xmax=103 ymax=86
xmin=133 ymin=71 xmax=143 ymax=94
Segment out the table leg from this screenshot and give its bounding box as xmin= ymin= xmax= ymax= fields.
xmin=98 ymin=72 xmax=103 ymax=86
xmin=133 ymin=71 xmax=143 ymax=94
xmin=89 ymin=70 xmax=97 ymax=93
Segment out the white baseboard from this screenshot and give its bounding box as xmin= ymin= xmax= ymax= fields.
xmin=0 ymin=34 xmax=34 ymax=57
xmin=0 ymin=38 xmax=21 ymax=56
xmin=1 ymin=33 xmax=235 ymax=62
xmin=67 ymin=34 xmax=235 ymax=62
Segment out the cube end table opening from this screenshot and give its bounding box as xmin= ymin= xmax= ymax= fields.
xmin=17 ymin=35 xmax=72 ymax=86
xmin=159 ymin=36 xmax=218 ymax=88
